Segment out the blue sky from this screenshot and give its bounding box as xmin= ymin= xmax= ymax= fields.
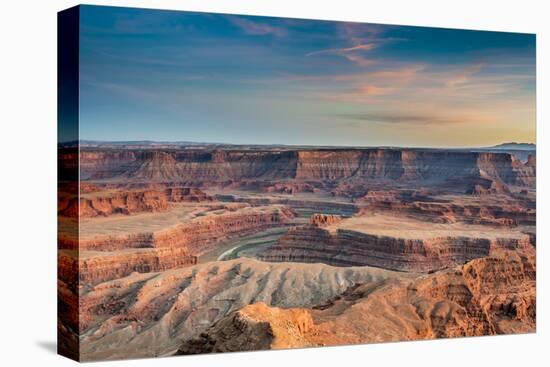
xmin=79 ymin=5 xmax=536 ymax=147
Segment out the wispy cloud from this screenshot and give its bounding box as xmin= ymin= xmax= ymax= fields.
xmin=307 ymin=42 xmax=378 ymax=67
xmin=306 ymin=22 xmax=403 ymax=67
xmin=337 ymin=112 xmax=466 ymax=125
xmin=228 ymin=16 xmax=287 ymax=37
xmin=444 ymin=63 xmax=484 ymax=87
xmin=306 ymin=44 xmax=377 ymax=56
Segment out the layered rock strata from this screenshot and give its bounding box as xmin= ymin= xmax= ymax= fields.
xmin=62 ymin=205 xmax=295 ymax=252
xmin=58 ymin=187 xmax=212 ymax=218
xmin=74 ymin=148 xmax=536 ymax=187
xmin=59 ymin=248 xmax=197 ymax=286
xmin=261 ymin=219 xmax=533 ymax=272
xmin=309 ymin=213 xmax=342 ymax=227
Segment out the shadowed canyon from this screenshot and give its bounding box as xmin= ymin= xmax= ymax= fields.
xmin=58 ymin=144 xmax=536 ymax=361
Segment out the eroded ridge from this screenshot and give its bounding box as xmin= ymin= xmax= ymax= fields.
xmin=178 ymin=250 xmax=535 ymax=354
xmin=261 ymin=213 xmax=534 ymax=272
xmin=74 ymin=258 xmax=405 ymax=361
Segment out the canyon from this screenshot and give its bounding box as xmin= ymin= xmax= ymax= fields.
xmin=57 ymin=144 xmax=536 ymax=361
xmin=59 ymin=204 xmax=296 ymax=287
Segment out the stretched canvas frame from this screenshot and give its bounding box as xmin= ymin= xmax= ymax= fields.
xmin=58 ymin=5 xmax=536 ymax=362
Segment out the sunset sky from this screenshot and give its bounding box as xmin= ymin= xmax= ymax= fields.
xmin=79 ymin=5 xmax=536 ymax=147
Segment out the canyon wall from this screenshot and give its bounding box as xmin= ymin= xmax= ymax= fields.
xmin=58 ymin=187 xmax=212 ymax=218
xmin=62 ymin=206 xmax=296 ymax=253
xmin=260 ymin=224 xmax=533 ymax=272
xmin=73 ymin=148 xmax=536 ymax=187
xmin=59 ymin=248 xmax=197 ymax=286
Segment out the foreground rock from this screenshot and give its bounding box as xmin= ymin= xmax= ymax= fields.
xmin=178 ymin=250 xmax=535 ymax=354
xmin=73 ymin=258 xmax=407 ymax=361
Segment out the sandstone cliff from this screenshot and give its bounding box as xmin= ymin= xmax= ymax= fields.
xmin=73 ymin=148 xmax=535 ymax=187
xmin=59 ymin=248 xmax=197 ymax=287
xmin=261 ymin=221 xmax=533 ymax=272
xmin=63 ymin=205 xmax=296 ymax=253
xmin=58 ymin=187 xmax=212 ymax=218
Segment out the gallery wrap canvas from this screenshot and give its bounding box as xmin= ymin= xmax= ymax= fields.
xmin=57 ymin=5 xmax=536 ymax=362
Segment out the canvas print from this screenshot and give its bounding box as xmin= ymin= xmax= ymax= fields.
xmin=57 ymin=5 xmax=536 ymax=362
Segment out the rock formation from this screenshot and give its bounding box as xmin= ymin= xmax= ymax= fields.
xmin=72 ymin=148 xmax=536 ymax=188
xmin=261 ymin=215 xmax=534 ymax=272
xmin=58 ymin=187 xmax=212 ymax=218
xmin=59 ymin=248 xmax=197 ymax=286
xmin=56 ymin=144 xmax=537 ymax=361
xmin=71 ymin=258 xmax=404 ymax=361
xmin=178 ymin=251 xmax=535 ymax=354
xmin=309 ymin=213 xmax=342 ymax=227
xmin=61 ymin=205 xmax=296 ymax=252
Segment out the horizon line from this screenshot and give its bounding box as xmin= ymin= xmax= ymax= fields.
xmin=59 ymin=139 xmax=536 ymax=150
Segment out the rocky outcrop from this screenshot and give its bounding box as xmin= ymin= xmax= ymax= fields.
xmin=59 ymin=248 xmax=197 ymax=286
xmin=178 ymin=251 xmax=535 ymax=353
xmin=152 ymin=206 xmax=296 ymax=255
xmin=466 ymin=178 xmax=510 ymax=196
xmin=261 ymin=224 xmax=533 ymax=272
xmin=177 ymin=302 xmax=314 ymax=354
xmin=263 ymin=181 xmax=321 ymax=194
xmin=72 ymin=258 xmax=404 ymax=361
xmin=58 ymin=187 xmax=212 ymax=218
xmin=309 ymin=213 xmax=342 ymax=227
xmin=75 ymin=148 xmax=536 ymax=187
xmin=64 ymin=206 xmax=295 ymax=252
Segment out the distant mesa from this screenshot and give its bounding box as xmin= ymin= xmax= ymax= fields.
xmin=490 ymin=142 xmax=535 ymax=151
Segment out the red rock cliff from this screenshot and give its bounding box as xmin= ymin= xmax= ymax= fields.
xmin=74 ymin=148 xmax=535 ymax=187
xmin=261 ymin=224 xmax=533 ymax=272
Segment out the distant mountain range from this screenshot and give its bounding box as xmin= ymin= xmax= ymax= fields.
xmin=58 ymin=140 xmax=536 ymax=152
xmin=490 ymin=142 xmax=536 ymax=151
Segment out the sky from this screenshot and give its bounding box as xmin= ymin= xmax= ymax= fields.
xmin=78 ymin=5 xmax=536 ymax=147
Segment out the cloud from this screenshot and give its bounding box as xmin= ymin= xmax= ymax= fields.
xmin=307 ymin=42 xmax=378 ymax=67
xmin=306 ymin=23 xmax=405 ymax=67
xmin=228 ymin=16 xmax=286 ymax=37
xmin=306 ymin=44 xmax=377 ymax=57
xmin=337 ymin=112 xmax=466 ymax=125
xmin=444 ymin=63 xmax=484 ymax=87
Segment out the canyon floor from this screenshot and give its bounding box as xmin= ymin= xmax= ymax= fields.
xmin=58 ymin=145 xmax=536 ymax=361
